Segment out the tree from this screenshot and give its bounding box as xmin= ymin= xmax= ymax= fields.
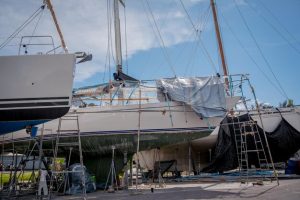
xmin=279 ymin=99 xmax=293 ymax=108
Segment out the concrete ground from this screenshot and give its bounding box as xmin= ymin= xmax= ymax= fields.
xmin=52 ymin=178 xmax=300 ymax=200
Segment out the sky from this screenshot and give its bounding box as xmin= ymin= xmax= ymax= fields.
xmin=0 ymin=0 xmax=299 ymax=106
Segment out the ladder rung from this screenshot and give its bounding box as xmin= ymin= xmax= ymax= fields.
xmin=241 ymin=132 xmax=253 ymax=135
xmin=57 ymin=142 xmax=79 ymax=146
xmin=58 ymin=130 xmax=79 ymax=132
xmin=62 ymin=115 xmax=78 ymax=117
xmin=51 ymin=170 xmax=85 ymax=174
xmin=242 ymin=150 xmax=263 ymax=153
xmin=60 ymin=119 xmax=78 ymax=121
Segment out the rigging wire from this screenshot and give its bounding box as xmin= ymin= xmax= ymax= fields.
xmin=144 ymin=0 xmax=177 ymax=77
xmin=183 ymin=6 xmax=212 ymax=76
xmin=256 ymin=0 xmax=300 ymax=47
xmin=144 ymin=0 xmax=187 ymax=76
xmin=233 ymin=0 xmax=289 ymax=99
xmin=183 ymin=36 xmax=200 ymax=76
xmin=28 ymin=7 xmax=45 ymax=48
xmin=245 ymin=0 xmax=300 ymax=55
xmin=133 ymin=1 xmax=157 ymax=79
xmin=179 ymin=0 xmax=218 ymax=74
xmin=219 ymin=9 xmax=287 ymax=98
xmin=176 ymin=4 xmax=211 ymax=76
xmin=136 ymin=0 xmax=177 ymax=79
xmin=0 ymin=4 xmax=45 ymax=50
xmin=103 ymin=0 xmax=113 ymax=83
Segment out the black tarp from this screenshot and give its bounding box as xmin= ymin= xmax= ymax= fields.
xmin=202 ymin=114 xmax=300 ymax=173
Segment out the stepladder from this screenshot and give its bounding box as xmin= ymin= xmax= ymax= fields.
xmin=231 ymin=115 xmax=279 ymax=185
xmin=48 ymin=114 xmax=87 ymax=199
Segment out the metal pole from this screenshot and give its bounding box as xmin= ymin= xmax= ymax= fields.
xmin=135 ymin=85 xmax=142 ymax=190
xmin=37 ymin=124 xmax=45 ymax=196
xmin=247 ymin=78 xmax=279 ymax=186
xmin=38 ymin=124 xmax=45 ymax=170
xmin=45 ymin=0 xmax=68 ymax=53
xmin=76 ymin=115 xmax=87 ymax=197
xmin=111 ymin=146 xmax=115 ymax=189
xmin=113 ymin=0 xmax=123 ymax=73
xmin=210 ymin=0 xmax=229 ymax=90
xmin=1 ymin=136 xmax=4 ymax=190
xmin=123 ymin=150 xmax=128 ymax=189
xmin=130 ymin=158 xmax=133 ymax=186
xmin=198 ymin=152 xmax=201 ymax=173
xmin=188 ymin=143 xmax=191 ymax=176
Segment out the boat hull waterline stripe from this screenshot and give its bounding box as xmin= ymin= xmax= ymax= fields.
xmin=0 ymin=107 xmax=70 ymax=121
xmin=2 ymin=127 xmax=214 ymax=143
xmin=0 ymin=96 xmax=70 ymax=102
xmin=0 ymin=101 xmax=69 ymax=108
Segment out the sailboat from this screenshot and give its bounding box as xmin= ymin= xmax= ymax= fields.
xmin=2 ymin=0 xmax=299 ymax=163
xmin=123 ymin=0 xmax=300 ymax=174
xmin=1 ymin=0 xmax=240 ymax=153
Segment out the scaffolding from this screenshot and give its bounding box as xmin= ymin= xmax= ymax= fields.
xmin=0 ymin=125 xmax=49 ymax=199
xmin=230 ymin=75 xmax=279 ymax=185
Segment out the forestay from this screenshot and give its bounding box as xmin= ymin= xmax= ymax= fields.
xmin=156 ymin=76 xmax=226 ymax=118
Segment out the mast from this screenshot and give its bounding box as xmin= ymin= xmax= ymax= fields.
xmin=210 ymin=0 xmax=229 ymax=90
xmin=114 ymin=0 xmax=125 ymax=73
xmin=45 ymin=0 xmax=68 ymax=53
xmin=113 ymin=0 xmax=126 ymax=105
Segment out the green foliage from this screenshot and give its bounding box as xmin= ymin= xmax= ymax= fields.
xmin=0 ymin=171 xmax=38 ymax=186
xmin=279 ymin=99 xmax=294 ymax=107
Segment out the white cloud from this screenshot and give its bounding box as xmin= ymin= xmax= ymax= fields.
xmin=75 ymin=63 xmax=104 ymax=82
xmin=235 ymin=0 xmax=248 ymax=6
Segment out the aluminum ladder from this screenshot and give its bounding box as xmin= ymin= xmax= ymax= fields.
xmin=48 ymin=114 xmax=86 ymax=199
xmin=234 ymin=118 xmax=278 ymax=185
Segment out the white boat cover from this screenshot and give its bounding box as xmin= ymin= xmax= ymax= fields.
xmin=156 ymin=76 xmax=226 ymax=118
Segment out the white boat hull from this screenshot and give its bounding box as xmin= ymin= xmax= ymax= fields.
xmin=1 ymin=97 xmax=240 ymax=146
xmin=0 ymin=54 xmax=75 ymax=135
xmin=136 ymin=107 xmax=300 ymax=172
